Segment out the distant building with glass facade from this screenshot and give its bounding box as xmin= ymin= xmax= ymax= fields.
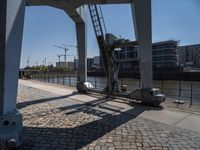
xmin=152 ymin=40 xmax=179 ymax=70
xmin=114 ymin=40 xmax=179 ymax=71
xmin=178 ymin=44 xmax=200 ymax=68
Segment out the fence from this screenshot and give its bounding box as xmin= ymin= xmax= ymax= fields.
xmin=31 ymin=73 xmax=200 ymax=109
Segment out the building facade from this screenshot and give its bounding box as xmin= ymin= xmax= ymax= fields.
xmin=152 ymin=40 xmax=179 ymax=70
xmin=56 ymin=62 xmax=68 ymax=68
xmin=114 ymin=40 xmax=179 ymax=71
xmin=178 ymin=44 xmax=200 ymax=68
xmin=87 ymin=58 xmax=94 ymax=70
xmin=76 ymin=40 xmax=180 ymax=72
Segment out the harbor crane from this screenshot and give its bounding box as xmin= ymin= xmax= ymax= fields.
xmin=87 ymin=4 xmax=165 ymax=106
xmin=0 ymin=1 xmax=165 ymax=149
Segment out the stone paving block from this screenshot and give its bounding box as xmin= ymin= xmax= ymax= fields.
xmin=17 ymin=84 xmax=200 ymax=150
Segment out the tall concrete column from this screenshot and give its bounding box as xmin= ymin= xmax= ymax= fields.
xmin=75 ymin=7 xmax=87 ymax=92
xmin=131 ymin=0 xmax=153 ymax=88
xmin=0 ymin=0 xmax=25 ymax=149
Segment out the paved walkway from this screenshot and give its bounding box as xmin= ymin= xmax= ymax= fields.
xmin=18 ymin=80 xmax=200 ymax=150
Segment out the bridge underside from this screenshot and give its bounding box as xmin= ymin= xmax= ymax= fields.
xmin=0 ymin=0 xmax=152 ymax=149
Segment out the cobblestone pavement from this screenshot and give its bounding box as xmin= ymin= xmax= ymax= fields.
xmin=17 ymin=84 xmax=200 ymax=150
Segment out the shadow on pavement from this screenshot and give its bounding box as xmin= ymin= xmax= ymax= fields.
xmin=19 ymin=93 xmax=163 ymax=150
xmin=17 ymin=92 xmax=79 ymax=109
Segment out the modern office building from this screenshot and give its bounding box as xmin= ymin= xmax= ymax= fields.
xmin=178 ymin=44 xmax=200 ymax=68
xmin=113 ymin=40 xmax=179 ymax=71
xmin=152 ymin=40 xmax=179 ymax=70
xmin=114 ymin=45 xmax=139 ymax=71
xmin=87 ymin=58 xmax=94 ymax=70
xmin=66 ymin=62 xmax=75 ymax=70
xmin=74 ymin=58 xmax=95 ymax=71
xmin=76 ymin=40 xmax=180 ymax=72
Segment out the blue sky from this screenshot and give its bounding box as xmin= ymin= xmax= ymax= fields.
xmin=21 ymin=0 xmax=200 ymax=67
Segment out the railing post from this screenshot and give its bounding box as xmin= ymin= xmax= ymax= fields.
xmin=48 ymin=73 xmax=50 ymax=83
xmin=178 ymin=80 xmax=181 ymax=104
xmin=63 ymin=75 xmax=65 ymax=85
xmin=139 ymin=79 xmax=141 ymax=88
xmin=69 ymin=76 xmax=71 ymax=86
xmin=121 ymin=77 xmax=123 ymax=87
xmin=190 ymin=83 xmax=193 ymax=108
xmin=53 ymin=74 xmax=54 ymax=83
xmin=57 ymin=74 xmax=59 ymax=84
xmin=95 ymin=76 xmax=97 ymax=88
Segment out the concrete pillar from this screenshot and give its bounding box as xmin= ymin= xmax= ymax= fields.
xmin=131 ymin=0 xmax=153 ymax=88
xmin=0 ymin=0 xmax=25 ymax=149
xmin=76 ymin=23 xmax=87 ymax=82
xmin=75 ymin=7 xmax=87 ymax=92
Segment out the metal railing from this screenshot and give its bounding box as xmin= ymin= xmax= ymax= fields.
xmin=30 ymin=73 xmax=200 ymax=110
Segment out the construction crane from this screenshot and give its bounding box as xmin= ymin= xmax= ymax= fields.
xmin=54 ymin=45 xmax=68 ymax=62
xmin=57 ymin=54 xmax=62 ymax=62
xmin=62 ymin=44 xmax=78 ymax=59
xmin=26 ymin=54 xmax=31 ymax=67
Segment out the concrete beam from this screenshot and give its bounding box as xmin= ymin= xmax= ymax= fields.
xmin=0 ymin=0 xmax=25 ymax=148
xmin=0 ymin=0 xmax=7 ymax=114
xmin=70 ymin=0 xmax=133 ymax=8
xmin=76 ymin=6 xmax=87 ymax=86
xmin=26 ymin=0 xmax=133 ymax=9
xmin=26 ymin=0 xmax=86 ymax=23
xmin=26 ymin=1 xmax=88 ymax=90
xmin=131 ymin=0 xmax=153 ymax=88
xmin=0 ymin=0 xmax=25 ymax=114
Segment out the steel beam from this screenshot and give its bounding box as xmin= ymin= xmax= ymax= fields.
xmin=0 ymin=0 xmax=25 ymax=149
xmin=131 ymin=0 xmax=153 ymax=88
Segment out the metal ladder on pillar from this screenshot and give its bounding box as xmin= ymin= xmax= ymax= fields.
xmin=88 ymin=5 xmax=112 ymax=91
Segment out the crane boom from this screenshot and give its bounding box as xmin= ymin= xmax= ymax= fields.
xmin=88 ymin=4 xmax=119 ymax=93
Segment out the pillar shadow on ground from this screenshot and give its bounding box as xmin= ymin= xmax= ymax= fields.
xmin=17 ymin=92 xmax=79 ymax=109
xmin=18 ymin=93 xmax=163 ymax=150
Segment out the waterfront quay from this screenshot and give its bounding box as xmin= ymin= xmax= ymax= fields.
xmin=18 ymin=80 xmax=200 ymax=150
xmin=30 ymin=74 xmax=200 ymax=112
